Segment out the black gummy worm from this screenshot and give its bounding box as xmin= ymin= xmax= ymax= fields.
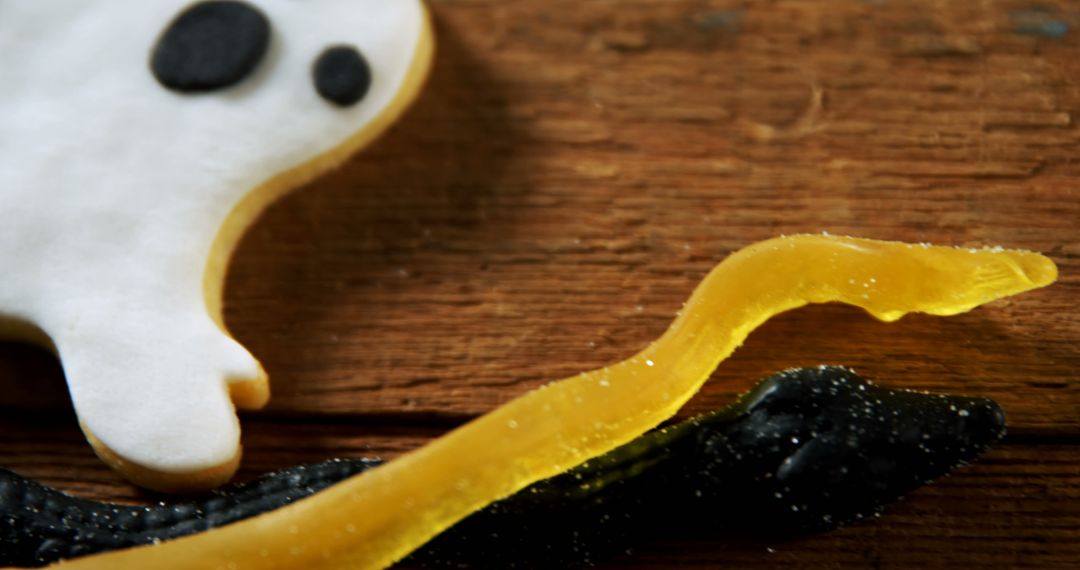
xmin=1 ymin=366 xmax=1005 ymax=568
xmin=0 ymin=458 xmax=382 ymax=567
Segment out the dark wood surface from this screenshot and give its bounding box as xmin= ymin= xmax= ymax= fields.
xmin=2 ymin=0 xmax=1079 ymax=567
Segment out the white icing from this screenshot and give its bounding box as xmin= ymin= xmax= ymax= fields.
xmin=0 ymin=0 xmax=427 ymax=473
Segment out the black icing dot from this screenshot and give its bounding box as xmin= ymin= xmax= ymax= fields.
xmin=151 ymin=1 xmax=271 ymax=92
xmin=312 ymin=45 xmax=371 ymax=107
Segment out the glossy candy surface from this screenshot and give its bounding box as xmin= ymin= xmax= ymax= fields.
xmin=415 ymin=366 xmax=1007 ymax=567
xmin=48 ymin=235 xmax=1056 ymax=570
xmin=2 ymin=367 xmax=1005 ymax=568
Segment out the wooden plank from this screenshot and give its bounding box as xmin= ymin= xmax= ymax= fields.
xmin=1 ymin=0 xmax=1079 ymax=568
xmin=218 ymin=0 xmax=1079 ymax=429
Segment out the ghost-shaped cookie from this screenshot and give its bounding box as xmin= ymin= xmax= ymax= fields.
xmin=0 ymin=0 xmax=433 ymax=491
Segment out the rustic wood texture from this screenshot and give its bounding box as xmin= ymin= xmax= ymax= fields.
xmin=2 ymin=0 xmax=1079 ymax=567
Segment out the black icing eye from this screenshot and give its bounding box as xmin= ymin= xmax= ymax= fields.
xmin=312 ymin=45 xmax=371 ymax=107
xmin=151 ymin=0 xmax=271 ymax=92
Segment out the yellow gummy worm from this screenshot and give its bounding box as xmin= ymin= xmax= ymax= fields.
xmin=48 ymin=235 xmax=1057 ymax=570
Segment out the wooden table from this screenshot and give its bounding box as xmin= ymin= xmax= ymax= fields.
xmin=2 ymin=0 xmax=1078 ymax=567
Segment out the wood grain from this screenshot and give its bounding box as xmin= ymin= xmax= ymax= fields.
xmin=2 ymin=0 xmax=1079 ymax=567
